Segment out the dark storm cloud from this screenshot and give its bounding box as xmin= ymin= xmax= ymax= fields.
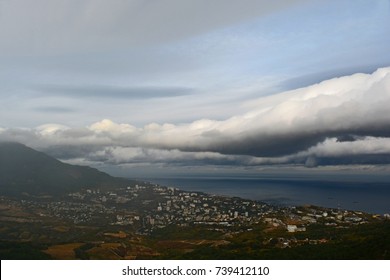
xmin=202 ymin=124 xmax=390 ymax=157
xmin=1 ymin=67 xmax=390 ymax=168
xmin=41 ymin=144 xmax=103 ymax=161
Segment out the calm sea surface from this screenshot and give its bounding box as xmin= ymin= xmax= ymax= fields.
xmin=146 ymin=175 xmax=390 ymax=214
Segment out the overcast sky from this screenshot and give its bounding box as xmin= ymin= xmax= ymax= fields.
xmin=1 ymin=0 xmax=390 ymax=176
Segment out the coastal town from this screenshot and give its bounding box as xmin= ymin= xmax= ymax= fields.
xmin=1 ymin=182 xmax=387 ymax=234
xmin=0 ymin=181 xmax=389 ymax=259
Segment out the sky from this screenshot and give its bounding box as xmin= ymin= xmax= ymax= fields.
xmin=1 ymin=0 xmax=390 ymax=177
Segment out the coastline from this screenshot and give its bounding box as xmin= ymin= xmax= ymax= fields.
xmin=146 ymin=176 xmax=390 ymax=215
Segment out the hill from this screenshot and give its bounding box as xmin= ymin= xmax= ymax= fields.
xmin=0 ymin=142 xmax=130 ymax=196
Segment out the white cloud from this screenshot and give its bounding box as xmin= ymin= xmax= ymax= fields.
xmin=89 ymin=119 xmax=137 ymax=135
xmin=36 ymin=124 xmax=70 ymax=136
xmin=89 ymin=146 xmax=240 ymax=165
xmin=1 ymin=67 xmax=390 ymax=167
xmin=301 ymin=137 xmax=390 ymax=158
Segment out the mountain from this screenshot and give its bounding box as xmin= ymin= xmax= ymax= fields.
xmin=0 ymin=142 xmax=130 ymax=196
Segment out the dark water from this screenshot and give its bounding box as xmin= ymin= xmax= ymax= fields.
xmin=147 ymin=175 xmax=390 ymax=214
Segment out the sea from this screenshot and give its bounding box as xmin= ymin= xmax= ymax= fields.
xmin=146 ymin=173 xmax=390 ymax=214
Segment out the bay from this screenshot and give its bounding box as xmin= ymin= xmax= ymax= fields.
xmin=146 ymin=174 xmax=390 ymax=214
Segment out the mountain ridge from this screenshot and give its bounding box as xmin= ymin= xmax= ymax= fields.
xmin=0 ymin=142 xmax=130 ymax=196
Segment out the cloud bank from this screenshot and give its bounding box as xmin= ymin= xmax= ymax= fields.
xmin=1 ymin=67 xmax=390 ymax=169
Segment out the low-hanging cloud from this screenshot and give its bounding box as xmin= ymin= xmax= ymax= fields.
xmin=1 ymin=67 xmax=390 ymax=168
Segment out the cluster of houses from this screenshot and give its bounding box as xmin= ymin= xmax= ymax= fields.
xmin=8 ymin=182 xmax=388 ymax=236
